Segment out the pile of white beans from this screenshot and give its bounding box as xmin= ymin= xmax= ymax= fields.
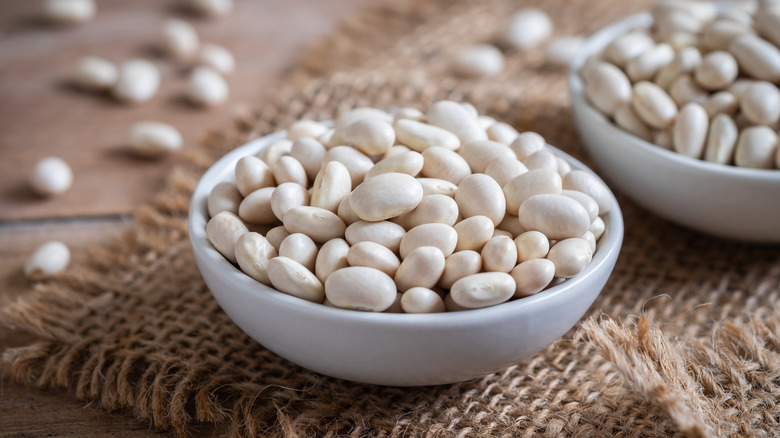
xmin=205 ymin=101 xmax=612 ymax=313
xmin=581 ymin=0 xmax=780 ymax=170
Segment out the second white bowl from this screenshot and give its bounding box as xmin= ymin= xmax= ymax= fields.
xmin=569 ymin=13 xmax=780 ymax=243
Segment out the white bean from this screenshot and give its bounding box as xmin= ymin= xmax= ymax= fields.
xmin=450 ymin=272 xmax=515 ymax=309
xmin=272 ymin=155 xmax=307 ymax=187
xmin=314 ymin=238 xmax=349 ymax=283
xmin=481 ymin=235 xmax=517 ymax=273
xmin=546 ymin=238 xmax=593 ymax=278
xmin=187 ymin=67 xmax=228 ymax=107
xmin=113 ymin=59 xmax=160 ymax=103
xmin=561 ymin=170 xmax=612 ymax=215
xmin=394 ymin=119 xmax=460 ymax=152
xmin=279 ymin=233 xmax=318 ymax=272
xmin=509 ymin=132 xmax=546 ymax=160
xmin=631 ymin=81 xmax=678 ymax=129
xmin=238 ymin=187 xmax=275 ymax=224
xmin=496 ymin=214 xmax=526 ymax=238
xmin=590 ymin=217 xmax=606 ymax=241
xmin=365 ymin=150 xmax=423 ymax=179
xmin=399 ymin=223 xmax=458 ymax=259
xmin=523 ymin=148 xmax=559 ymax=172
xmin=43 ymin=0 xmax=95 ymax=24
xmin=453 ymin=215 xmax=494 ymax=252
xmin=510 ymin=258 xmax=555 ymax=298
xmin=30 ymin=156 xmax=73 ymax=197
xmin=503 ymin=168 xmax=562 ymax=215
xmin=25 ymin=241 xmax=70 ymax=280
xmin=560 ymin=190 xmax=598 ymax=222
xmin=196 ymin=43 xmax=234 ymax=75
xmin=349 ymin=173 xmax=423 ymax=221
xmin=401 ymin=287 xmax=446 ymax=313
xmin=582 ymin=62 xmax=632 ymax=116
xmin=161 ymin=19 xmax=199 ymax=59
xmin=735 ymin=126 xmax=779 ymax=169
xmin=455 ymin=173 xmax=506 ymax=226
xmin=514 ymin=230 xmax=550 ymax=262
xmin=283 ymin=206 xmax=346 ymax=243
xmin=270 ymin=183 xmax=308 ymax=222
xmin=207 ymin=182 xmax=241 ymax=217
xmin=654 ymin=47 xmax=702 ymax=90
xmin=613 ymin=102 xmax=653 ymax=142
xmin=701 ymin=18 xmax=754 ymax=51
xmin=417 ymin=178 xmax=458 ymax=197
xmin=127 ymin=121 xmax=182 ymax=158
xmin=703 ymin=91 xmax=739 ymax=117
xmin=323 ymin=146 xmax=374 ymax=188
xmin=729 ymin=34 xmax=780 ymax=82
xmin=235 ymin=155 xmax=275 ymax=197
xmin=267 ymin=257 xmax=324 ymax=303
xmin=265 ymin=226 xmax=290 ymax=251
xmin=392 ymin=194 xmax=459 ymax=230
xmin=603 ymin=30 xmax=655 ymax=67
xmin=452 ymin=44 xmax=504 ymax=77
xmin=669 ymin=74 xmax=709 ymax=106
xmin=206 ymin=211 xmax=248 ymax=263
xmin=673 ymin=102 xmax=709 ymax=159
xmin=740 ymin=81 xmax=780 ymax=125
xmin=518 ymin=194 xmax=591 ymax=241
xmin=345 ymin=220 xmax=406 ymax=253
xmin=347 ymin=241 xmax=400 ymax=277
xmin=695 ymin=51 xmax=738 ymax=90
xmin=420 ymin=147 xmax=471 ymax=184
xmin=71 ymin=56 xmax=117 ymax=91
xmin=394 ymin=246 xmax=446 ymax=292
xmin=325 ymin=267 xmax=397 ymax=312
xmin=258 ymin=139 xmax=292 ymax=167
xmin=332 ymin=118 xmax=395 ymax=156
xmin=334 ymin=107 xmax=393 ymax=131
xmin=310 ymin=160 xmax=351 ymax=213
xmin=438 ymin=250 xmax=482 ymax=290
xmin=484 ymin=157 xmax=528 ymax=188
xmin=705 ymin=114 xmax=738 ymax=165
xmin=234 ymin=232 xmax=276 ymax=286
xmin=626 ymin=43 xmax=675 ymax=82
xmin=505 ymin=8 xmax=552 ymax=50
xmin=426 ymin=100 xmax=487 ymax=144
xmin=337 ymin=196 xmax=361 ymax=226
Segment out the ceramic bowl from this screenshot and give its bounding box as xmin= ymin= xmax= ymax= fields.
xmin=188 ymin=130 xmax=624 ymax=386
xmin=569 ymin=13 xmax=780 ymax=243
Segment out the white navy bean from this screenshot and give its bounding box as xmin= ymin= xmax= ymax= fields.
xmin=518 ymin=194 xmax=591 ymax=241
xmin=505 ymin=8 xmax=552 ymax=50
xmin=481 ymin=235 xmax=517 ymax=273
xmin=197 ymin=42 xmax=234 ymax=75
xmin=503 ymin=168 xmax=562 ymax=215
xmin=349 ymin=173 xmax=423 ymax=221
xmin=673 ymin=103 xmax=709 ymax=158
xmin=452 ymin=44 xmax=504 ymax=77
xmin=71 ymin=56 xmax=117 ymax=91
xmin=399 ymin=223 xmax=458 ymax=259
xmin=348 ymin=241 xmax=401 ymax=277
xmin=187 ymin=66 xmax=228 ymax=107
xmin=453 ymin=215 xmax=494 ymax=252
xmin=234 ymin=232 xmax=276 ymax=286
xmin=238 ymin=187 xmax=276 ymax=224
xmin=740 ymin=81 xmax=780 ymax=126
xmin=450 ymin=272 xmax=515 ymax=309
xmin=546 ymin=238 xmax=593 ymax=278
xmin=455 ymin=173 xmax=506 ymax=226
xmin=735 ymin=126 xmax=779 ymax=169
xmin=426 ymin=100 xmax=487 ymax=144
xmin=268 ymin=257 xmax=324 ymax=303
xmin=113 ymin=59 xmax=160 ymax=103
xmin=394 ymin=246 xmax=446 ymax=292
xmin=25 ymin=241 xmax=70 ymax=280
xmin=514 ymin=230 xmax=550 ymax=262
xmin=392 ymin=194 xmax=458 ymax=230
xmin=30 ymin=156 xmax=73 ymax=197
xmin=365 ymin=150 xmax=423 ymax=179
xmin=279 ymin=233 xmax=318 ymax=272
xmin=510 ymin=258 xmax=555 ymax=297
xmin=206 ymin=211 xmax=248 ymax=263
xmin=208 ymin=182 xmax=241 ymax=217
xmin=325 ymin=266 xmax=397 ymax=312
xmin=283 ymin=206 xmax=346 ymax=244
xmin=583 ymin=62 xmax=632 ymax=116
xmin=314 ymin=238 xmax=350 ymax=283
xmin=401 ymin=287 xmax=446 ymax=313
xmin=345 ymin=220 xmax=406 ymax=253
xmin=290 ymin=137 xmax=327 ymax=181
xmin=705 ymin=114 xmax=738 ymax=165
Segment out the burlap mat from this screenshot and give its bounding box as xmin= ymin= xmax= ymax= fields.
xmin=3 ymin=0 xmax=780 ymax=436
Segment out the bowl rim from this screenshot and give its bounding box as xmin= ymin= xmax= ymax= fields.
xmin=188 ymin=127 xmax=625 ymax=328
xmin=568 ymin=12 xmax=780 ymax=182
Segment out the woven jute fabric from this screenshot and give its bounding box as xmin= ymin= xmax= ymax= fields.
xmin=3 ymin=0 xmax=780 ymax=436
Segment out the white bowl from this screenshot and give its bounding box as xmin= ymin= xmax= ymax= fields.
xmin=569 ymin=13 xmax=780 ymax=243
xmin=188 ymin=130 xmax=624 ymax=386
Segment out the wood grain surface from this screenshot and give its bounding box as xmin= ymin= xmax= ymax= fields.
xmin=0 ymin=0 xmax=370 ymax=435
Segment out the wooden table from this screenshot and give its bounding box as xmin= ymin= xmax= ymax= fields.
xmin=0 ymin=0 xmax=369 ymax=435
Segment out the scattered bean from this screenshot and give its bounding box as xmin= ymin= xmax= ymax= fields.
xmin=127 ymin=121 xmax=182 ymax=158
xmin=71 ymin=57 xmax=117 ymax=91
xmin=30 ymin=156 xmax=73 ymax=197
xmin=25 ymin=241 xmax=70 ymax=280
xmin=187 ymin=66 xmax=228 ymax=107
xmin=113 ymin=59 xmax=160 ymax=103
